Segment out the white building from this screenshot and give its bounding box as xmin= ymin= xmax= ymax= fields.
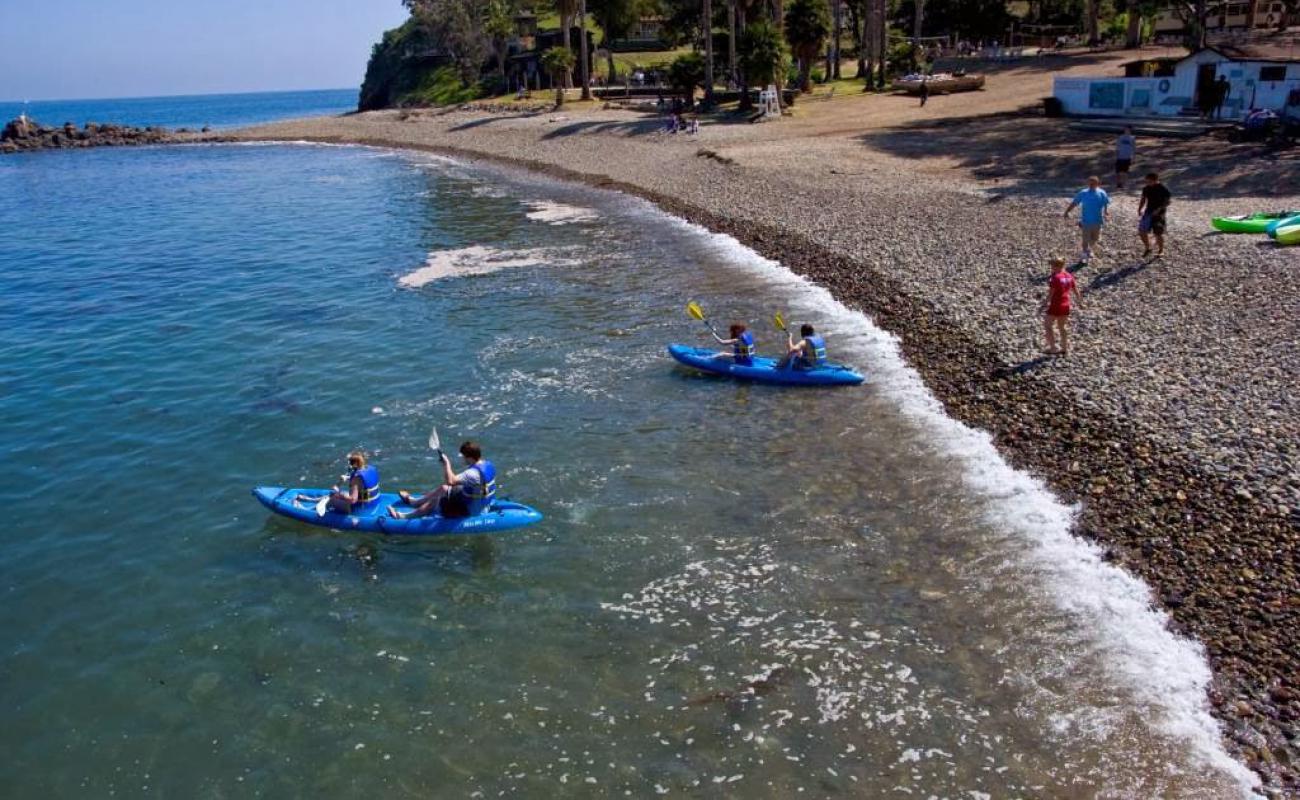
xmin=1052 ymin=41 xmax=1300 ymax=119
xmin=1153 ymin=0 xmax=1293 ymax=37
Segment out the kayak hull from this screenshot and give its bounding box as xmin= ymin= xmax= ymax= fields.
xmin=251 ymin=486 xmax=543 ymax=536
xmin=1211 ymin=211 xmax=1300 ymax=234
xmin=667 ymin=344 xmax=865 ymax=386
xmin=1276 ymin=223 xmax=1300 ymax=246
xmin=1266 ymin=214 xmax=1300 ymax=237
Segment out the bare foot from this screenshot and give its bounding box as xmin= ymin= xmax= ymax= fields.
xmin=398 ymin=490 xmax=412 ymax=504
xmin=387 ymin=506 xmax=407 ymax=519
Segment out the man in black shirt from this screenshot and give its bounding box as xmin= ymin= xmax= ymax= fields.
xmin=1137 ymin=172 xmax=1171 ymax=259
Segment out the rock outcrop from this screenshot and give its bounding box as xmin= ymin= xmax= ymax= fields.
xmin=0 ymin=117 xmax=221 ymax=154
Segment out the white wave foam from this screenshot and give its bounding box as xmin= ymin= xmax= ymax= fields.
xmin=524 ymin=200 xmax=599 ymax=225
xmin=398 ymin=245 xmax=573 ymax=288
xmin=644 ymin=210 xmax=1260 ymax=795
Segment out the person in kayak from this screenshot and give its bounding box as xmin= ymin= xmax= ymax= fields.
xmin=300 ymin=451 xmax=380 ymax=514
xmin=713 ymin=322 xmax=756 ymax=365
xmin=779 ymin=323 xmax=827 ymax=370
xmin=390 ymin=441 xmax=496 ymax=519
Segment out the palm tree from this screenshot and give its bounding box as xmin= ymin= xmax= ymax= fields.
xmin=542 ymin=46 xmax=576 ymax=106
xmin=740 ymin=17 xmax=787 ymax=106
xmin=704 ymin=0 xmax=716 ymax=104
xmin=485 ymin=0 xmax=516 ymax=88
xmin=554 ymin=0 xmax=579 ymax=87
xmin=579 ymin=0 xmax=592 ymax=99
xmin=786 ymin=0 xmax=831 ymax=92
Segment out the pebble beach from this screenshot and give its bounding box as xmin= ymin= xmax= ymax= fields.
xmin=235 ymin=83 xmax=1299 ymax=793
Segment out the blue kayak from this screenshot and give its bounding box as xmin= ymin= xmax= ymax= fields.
xmin=1267 ymin=214 xmax=1300 ymax=237
xmin=251 ymin=486 xmax=543 ymax=536
xmin=667 ymin=344 xmax=865 ymax=386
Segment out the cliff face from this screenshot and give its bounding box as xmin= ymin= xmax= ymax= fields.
xmin=358 ymin=19 xmax=451 ymax=111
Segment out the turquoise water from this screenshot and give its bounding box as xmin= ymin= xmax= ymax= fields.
xmin=0 ymin=88 xmax=356 ymax=130
xmin=0 ymin=143 xmax=1256 ymax=797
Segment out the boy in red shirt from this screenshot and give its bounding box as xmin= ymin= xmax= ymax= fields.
xmin=1043 ymin=256 xmax=1083 ymax=356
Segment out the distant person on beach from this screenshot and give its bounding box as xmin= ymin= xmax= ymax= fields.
xmin=779 ymin=323 xmax=827 ymax=370
xmin=919 ymin=78 xmax=930 ymax=106
xmin=1137 ymin=172 xmax=1171 ymax=259
xmin=1114 ymin=127 xmax=1135 ymax=188
xmin=1064 ymin=176 xmax=1111 ymax=265
xmin=299 ymin=451 xmax=380 ymax=514
xmin=713 ymin=322 xmax=757 ymax=364
xmin=391 ymin=441 xmax=495 ymax=520
xmin=1043 ymin=256 xmax=1082 ymax=356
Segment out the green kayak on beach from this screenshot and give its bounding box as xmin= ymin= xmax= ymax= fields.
xmin=1210 ymin=211 xmax=1300 ymax=234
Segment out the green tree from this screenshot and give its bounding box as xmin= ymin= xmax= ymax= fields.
xmin=404 ymin=0 xmax=491 ymax=87
xmin=590 ymin=0 xmax=646 ymax=81
xmin=484 ymin=0 xmax=517 ymax=86
xmin=554 ymin=0 xmax=580 ymax=87
xmin=784 ymin=0 xmax=830 ymax=92
xmin=668 ymin=51 xmax=707 ymax=106
xmin=740 ymin=18 xmax=788 ymax=101
xmin=541 ymin=46 xmax=576 ymax=106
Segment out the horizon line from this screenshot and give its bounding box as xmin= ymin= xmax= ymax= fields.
xmin=1 ymin=86 xmax=357 ymax=105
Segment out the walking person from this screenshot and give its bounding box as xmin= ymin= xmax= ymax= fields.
xmin=1063 ymin=175 xmax=1111 ymax=266
xmin=1214 ymin=75 xmax=1230 ymax=120
xmin=1137 ymin=172 xmax=1171 ymax=259
xmin=1114 ymin=126 xmax=1136 ymax=189
xmin=919 ymin=78 xmax=930 ymax=107
xmin=1043 ymin=256 xmax=1082 ymax=356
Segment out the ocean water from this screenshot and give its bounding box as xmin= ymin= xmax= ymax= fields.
xmin=0 ymin=88 xmax=356 ymax=131
xmin=0 ymin=142 xmax=1259 ymax=798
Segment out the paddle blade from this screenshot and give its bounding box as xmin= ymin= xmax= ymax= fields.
xmin=774 ymin=311 xmax=787 ymax=331
xmin=686 ymin=301 xmax=705 ymax=322
xmin=314 ymin=495 xmax=330 ymax=517
xmin=428 ymin=426 xmax=441 ymax=453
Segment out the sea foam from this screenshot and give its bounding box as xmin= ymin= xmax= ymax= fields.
xmin=398 ymin=245 xmax=572 ymax=287
xmin=645 ymin=208 xmax=1260 ymax=795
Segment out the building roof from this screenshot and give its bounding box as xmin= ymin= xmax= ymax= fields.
xmin=1201 ymin=41 xmax=1300 ymax=63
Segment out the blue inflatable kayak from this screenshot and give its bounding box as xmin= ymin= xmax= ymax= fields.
xmin=251 ymin=486 xmax=543 ymax=536
xmin=667 ymin=344 xmax=865 ymax=386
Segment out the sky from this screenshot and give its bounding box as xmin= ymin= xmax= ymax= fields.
xmin=0 ymin=0 xmax=411 ymax=101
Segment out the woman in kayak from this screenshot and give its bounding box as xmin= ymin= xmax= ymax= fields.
xmin=391 ymin=441 xmax=496 ymax=520
xmin=779 ymin=323 xmax=827 ymax=370
xmin=300 ymin=451 xmax=380 ymax=514
xmin=713 ymin=322 xmax=756 ymax=365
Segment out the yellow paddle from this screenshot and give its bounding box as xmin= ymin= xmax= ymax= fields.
xmin=686 ymin=301 xmax=721 ymax=339
xmin=773 ymin=311 xmax=787 ymax=332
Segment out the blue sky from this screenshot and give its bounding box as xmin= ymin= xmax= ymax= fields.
xmin=0 ymin=0 xmax=410 ymax=101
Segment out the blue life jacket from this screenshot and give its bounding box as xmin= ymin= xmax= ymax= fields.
xmin=733 ymin=330 xmax=756 ymax=364
xmin=351 ymin=465 xmax=381 ymax=504
xmin=802 ymin=335 xmax=827 ymax=367
xmin=462 ymin=460 xmax=497 ymax=516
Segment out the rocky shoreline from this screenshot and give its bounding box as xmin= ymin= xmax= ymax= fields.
xmin=230 ymin=109 xmax=1297 ymax=794
xmin=1 ymin=116 xmax=229 ymax=154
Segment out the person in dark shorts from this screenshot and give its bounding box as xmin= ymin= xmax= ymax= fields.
xmin=391 ymin=441 xmax=497 ymax=519
xmin=1137 ymin=172 xmax=1171 ymax=259
xmin=1114 ymin=127 xmax=1135 ymax=188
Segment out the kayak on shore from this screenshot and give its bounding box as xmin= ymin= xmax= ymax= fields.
xmin=1266 ymin=214 xmax=1300 ymax=236
xmin=1274 ymin=223 xmax=1300 ymax=246
xmin=1210 ymin=211 xmax=1300 ymax=234
xmin=251 ymin=486 xmax=543 ymax=536
xmin=667 ymin=344 xmax=865 ymax=386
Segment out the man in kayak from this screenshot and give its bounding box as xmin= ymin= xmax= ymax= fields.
xmin=712 ymin=322 xmax=756 ymax=365
xmin=779 ymin=323 xmax=827 ymax=370
xmin=390 ymin=441 xmax=496 ymax=519
xmin=299 ymin=451 xmax=380 ymax=514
